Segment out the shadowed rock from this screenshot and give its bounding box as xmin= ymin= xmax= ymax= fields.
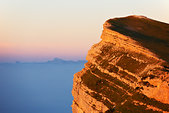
xmin=106 ymin=15 xmax=169 ymax=63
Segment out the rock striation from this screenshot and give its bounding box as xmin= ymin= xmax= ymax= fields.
xmin=72 ymin=15 xmax=169 ymax=113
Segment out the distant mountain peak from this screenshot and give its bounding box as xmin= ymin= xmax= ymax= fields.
xmin=53 ymin=57 xmax=64 ymax=61
xmin=46 ymin=58 xmax=86 ymax=64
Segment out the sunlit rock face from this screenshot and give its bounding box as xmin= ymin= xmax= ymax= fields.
xmin=72 ymin=15 xmax=169 ymax=113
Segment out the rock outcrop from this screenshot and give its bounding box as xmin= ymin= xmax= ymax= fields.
xmin=72 ymin=15 xmax=169 ymax=113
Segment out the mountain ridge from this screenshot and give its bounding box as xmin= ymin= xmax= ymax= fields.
xmin=72 ymin=15 xmax=169 ymax=113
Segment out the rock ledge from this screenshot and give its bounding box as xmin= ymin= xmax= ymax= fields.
xmin=72 ymin=15 xmax=169 ymax=113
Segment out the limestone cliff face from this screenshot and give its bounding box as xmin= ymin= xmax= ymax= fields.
xmin=72 ymin=15 xmax=169 ymax=113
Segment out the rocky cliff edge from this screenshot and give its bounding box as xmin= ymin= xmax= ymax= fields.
xmin=72 ymin=15 xmax=169 ymax=113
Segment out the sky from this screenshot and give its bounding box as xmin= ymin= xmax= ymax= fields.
xmin=0 ymin=0 xmax=169 ymax=62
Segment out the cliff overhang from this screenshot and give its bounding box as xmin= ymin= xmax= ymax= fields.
xmin=72 ymin=15 xmax=169 ymax=113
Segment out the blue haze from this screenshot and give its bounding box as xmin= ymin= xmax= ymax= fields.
xmin=0 ymin=59 xmax=86 ymax=113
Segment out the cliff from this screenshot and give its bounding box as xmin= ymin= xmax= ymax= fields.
xmin=72 ymin=15 xmax=169 ymax=113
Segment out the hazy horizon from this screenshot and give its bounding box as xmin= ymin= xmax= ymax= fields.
xmin=0 ymin=0 xmax=169 ymax=62
xmin=0 ymin=57 xmax=87 ymax=63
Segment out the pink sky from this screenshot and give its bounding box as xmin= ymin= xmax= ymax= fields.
xmin=0 ymin=0 xmax=169 ymax=62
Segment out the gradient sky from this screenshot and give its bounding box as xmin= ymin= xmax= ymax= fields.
xmin=0 ymin=0 xmax=169 ymax=62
